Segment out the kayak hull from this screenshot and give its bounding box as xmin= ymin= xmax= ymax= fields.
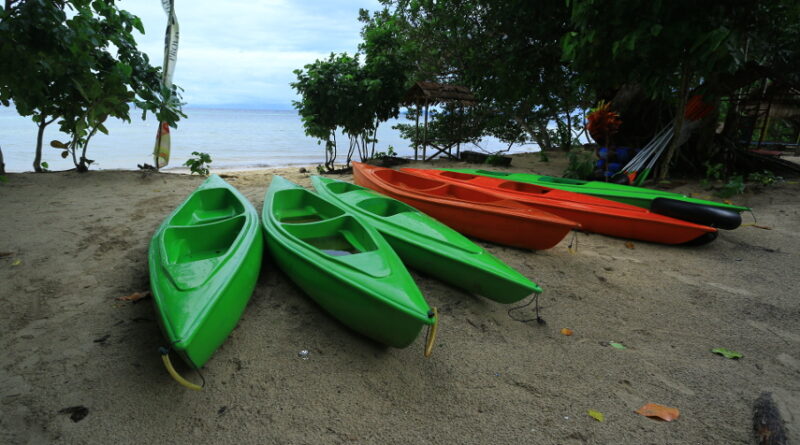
xmin=311 ymin=175 xmax=541 ymax=303
xmin=446 ymin=168 xmax=749 ymax=224
xmin=405 ymin=168 xmax=717 ymax=245
xmin=262 ymin=176 xmax=433 ymax=348
xmin=148 ymin=175 xmax=263 ymax=369
xmin=352 ymin=162 xmax=578 ymax=250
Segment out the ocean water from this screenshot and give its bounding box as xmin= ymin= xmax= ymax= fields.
xmin=0 ymin=107 xmax=538 ymax=172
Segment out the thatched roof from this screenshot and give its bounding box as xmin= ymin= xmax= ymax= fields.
xmin=402 ymin=81 xmax=477 ymax=106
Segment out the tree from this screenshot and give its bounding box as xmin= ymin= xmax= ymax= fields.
xmin=369 ymin=0 xmax=589 ymax=151
xmin=564 ymin=0 xmax=800 ymax=179
xmin=0 ymin=0 xmax=184 ymax=172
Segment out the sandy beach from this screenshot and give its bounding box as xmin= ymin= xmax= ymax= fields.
xmin=1 ymin=152 xmax=798 ymax=444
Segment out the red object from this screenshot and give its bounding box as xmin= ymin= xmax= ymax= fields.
xmin=403 ymin=168 xmax=717 ymax=245
xmin=352 ymin=163 xmax=578 ymax=250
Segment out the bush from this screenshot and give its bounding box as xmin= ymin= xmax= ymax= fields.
xmin=563 ymin=148 xmax=594 ymax=179
xmin=184 ymin=152 xmax=212 ymax=176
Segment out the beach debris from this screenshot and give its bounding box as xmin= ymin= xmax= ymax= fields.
xmin=712 ymin=348 xmax=743 ymax=359
xmin=218 ymin=406 xmax=228 ymax=416
xmin=298 ymin=349 xmax=310 ymax=360
xmin=753 ymin=392 xmax=788 ymax=445
xmin=116 ymin=291 xmax=151 ymax=303
xmin=59 ymin=405 xmax=89 ymax=423
xmin=93 ymin=334 xmax=110 ymax=344
xmin=624 ymin=241 xmax=635 ymax=249
xmin=635 ymin=403 xmax=680 ymax=421
xmin=299 ymin=167 xmax=308 ymax=173
xmin=11 ymin=259 xmax=21 ymax=266
xmin=560 ymin=328 xmax=574 ymax=336
xmin=587 ymin=410 xmax=605 ymax=422
xmin=609 ymin=341 xmax=626 ymax=350
xmin=0 ymin=252 xmax=13 ymax=258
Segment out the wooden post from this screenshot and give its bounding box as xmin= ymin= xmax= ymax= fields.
xmin=422 ymin=101 xmax=429 ymax=161
xmin=414 ymin=103 xmax=421 ymax=161
xmin=756 ymin=97 xmax=773 ymax=150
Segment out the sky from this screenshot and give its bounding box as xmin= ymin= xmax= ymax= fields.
xmin=122 ymin=0 xmax=383 ymax=110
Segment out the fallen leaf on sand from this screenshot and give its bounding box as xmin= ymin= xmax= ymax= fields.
xmin=609 ymin=341 xmax=626 ymax=350
xmin=636 ymin=403 xmax=680 ymax=421
xmin=587 ymin=410 xmax=604 ymax=422
xmin=561 ymin=328 xmax=574 ymax=336
xmin=624 ymin=241 xmax=635 ymax=249
xmin=11 ymin=259 xmax=22 ymax=266
xmin=116 ymin=291 xmax=151 ymax=302
xmin=712 ymin=348 xmax=743 ymax=359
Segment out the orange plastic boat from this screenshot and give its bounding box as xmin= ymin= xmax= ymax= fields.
xmin=352 ymin=162 xmax=579 ymax=250
xmin=404 ymin=168 xmax=718 ymax=245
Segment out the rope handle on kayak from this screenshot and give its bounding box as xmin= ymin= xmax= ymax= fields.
xmin=159 ymin=346 xmax=203 ymax=391
xmin=424 ymin=307 xmax=439 ymax=358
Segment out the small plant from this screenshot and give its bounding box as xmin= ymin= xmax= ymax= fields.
xmin=373 ymin=145 xmax=397 ymax=160
xmin=184 ymin=151 xmax=212 ymax=176
xmin=485 ymin=153 xmax=510 ymax=166
xmin=539 ymin=150 xmax=549 ymax=162
xmin=715 ymin=175 xmax=745 ymax=198
xmin=563 ymin=148 xmax=594 ymax=179
xmin=747 ymin=170 xmax=782 ymax=187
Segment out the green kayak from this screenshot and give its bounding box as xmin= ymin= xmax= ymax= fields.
xmin=149 ymin=175 xmax=263 ymax=373
xmin=311 ymin=176 xmax=541 ymax=303
xmin=262 ymin=176 xmax=435 ymax=349
xmin=446 ymin=168 xmax=748 ymax=230
xmin=448 ymin=168 xmax=748 ymax=212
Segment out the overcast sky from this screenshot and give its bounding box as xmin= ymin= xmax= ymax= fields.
xmin=122 ymin=0 xmax=382 ymax=109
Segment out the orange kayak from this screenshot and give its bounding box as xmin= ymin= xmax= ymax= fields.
xmin=404 ymin=168 xmax=718 ymax=245
xmin=352 ymin=162 xmax=578 ymax=250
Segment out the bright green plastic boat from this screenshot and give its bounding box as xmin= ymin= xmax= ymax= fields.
xmin=148 ymin=175 xmax=263 ymax=381
xmin=262 ymin=176 xmax=436 ymax=349
xmin=311 ymin=176 xmax=541 ymax=303
xmin=447 ymin=168 xmax=749 ymax=212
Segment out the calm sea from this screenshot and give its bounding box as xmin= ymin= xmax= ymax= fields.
xmin=0 ymin=107 xmax=537 ymax=172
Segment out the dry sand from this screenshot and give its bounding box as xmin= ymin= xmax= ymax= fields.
xmin=1 ymin=152 xmax=798 ymax=444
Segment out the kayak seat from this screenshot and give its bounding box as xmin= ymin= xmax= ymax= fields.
xmin=356 ymin=197 xmax=416 ymax=217
xmin=474 ymin=170 xmax=509 ymax=177
xmin=497 ymin=181 xmax=551 ymax=194
xmin=161 ymin=215 xmax=246 ymax=290
xmin=426 ymin=184 xmax=503 ymax=204
xmin=538 ymin=177 xmax=588 ymax=185
xmin=171 ymin=188 xmax=245 ymax=226
xmin=272 ymin=189 xmax=345 ymax=224
xmin=438 ymin=171 xmax=479 ymax=180
xmin=281 ymin=215 xmax=377 ymax=257
xmin=323 ymin=180 xmax=364 ymax=194
xmin=374 ymin=169 xmax=442 ymax=191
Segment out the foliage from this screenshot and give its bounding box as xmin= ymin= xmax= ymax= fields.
xmin=0 ymin=0 xmax=185 ymax=173
xmin=373 ymin=145 xmax=396 ymax=160
xmin=539 ymin=150 xmax=550 ymax=162
xmin=563 ymin=148 xmax=595 ymax=179
xmin=747 ymin=170 xmax=782 ymax=187
xmin=394 ymin=105 xmax=484 ymax=153
xmin=715 ymin=175 xmax=745 ymax=198
xmin=184 ymin=151 xmax=212 ymax=176
xmin=484 ymin=153 xmax=510 ymax=166
xmin=368 ymin=0 xmax=589 ymax=151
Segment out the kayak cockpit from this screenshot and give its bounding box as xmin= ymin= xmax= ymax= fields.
xmin=171 ymin=188 xmax=245 ymax=225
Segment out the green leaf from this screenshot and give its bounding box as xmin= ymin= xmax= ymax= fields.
xmin=588 ymin=410 xmax=605 ymax=422
xmin=711 ymin=348 xmax=742 ymax=359
xmin=609 ymin=341 xmax=626 ymax=350
xmin=41 ymin=162 xmax=49 ymax=169
xmin=50 ymin=140 xmax=68 ymax=149
xmin=650 ymin=24 xmax=663 ymax=36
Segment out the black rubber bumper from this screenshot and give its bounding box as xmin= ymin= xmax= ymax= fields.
xmin=651 ymin=198 xmax=742 ymax=230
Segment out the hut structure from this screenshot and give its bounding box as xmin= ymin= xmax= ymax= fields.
xmin=401 ymin=81 xmax=477 ymax=161
xmin=737 ymin=81 xmax=800 ymax=151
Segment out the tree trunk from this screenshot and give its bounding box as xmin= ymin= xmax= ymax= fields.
xmin=658 ymin=69 xmax=692 ymax=180
xmin=0 ymin=144 xmax=5 ymax=175
xmin=33 ymin=117 xmax=50 ymax=172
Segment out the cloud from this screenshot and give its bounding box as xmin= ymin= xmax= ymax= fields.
xmin=123 ymin=0 xmax=381 ymax=108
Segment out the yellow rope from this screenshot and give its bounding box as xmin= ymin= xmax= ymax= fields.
xmin=424 ymin=307 xmax=439 ymax=358
xmin=161 ymin=351 xmax=202 ymax=391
